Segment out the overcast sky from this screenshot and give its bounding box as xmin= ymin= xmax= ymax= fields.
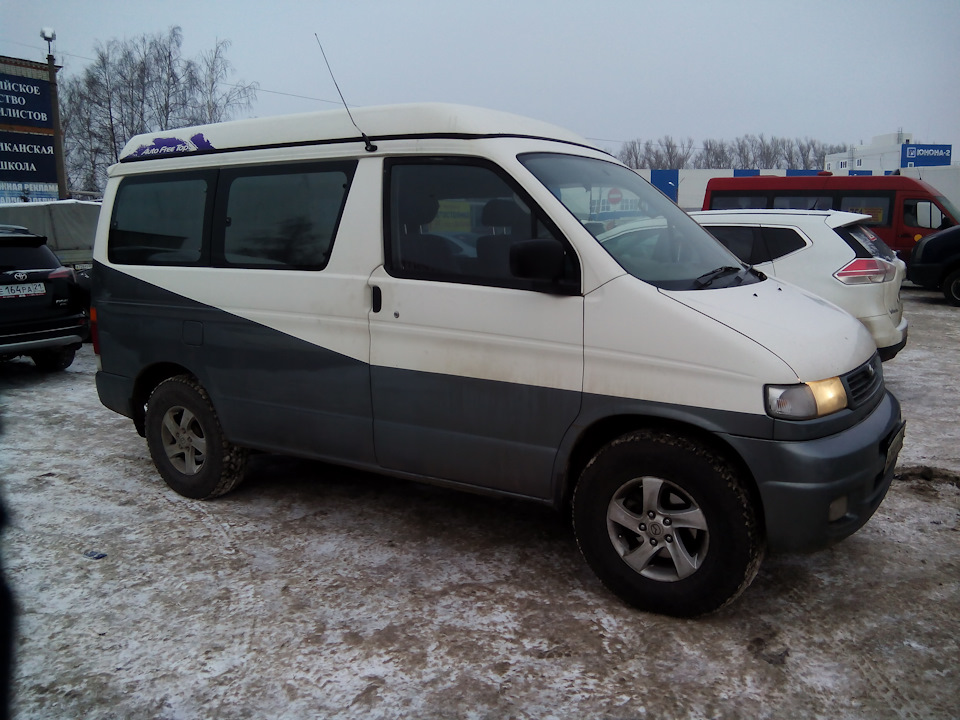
xmin=3 ymin=0 xmax=958 ymax=157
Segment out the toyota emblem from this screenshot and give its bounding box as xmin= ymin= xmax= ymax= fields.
xmin=14 ymin=272 xmax=28 ymax=281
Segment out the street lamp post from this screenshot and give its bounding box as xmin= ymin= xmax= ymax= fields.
xmin=41 ymin=28 xmax=68 ymax=200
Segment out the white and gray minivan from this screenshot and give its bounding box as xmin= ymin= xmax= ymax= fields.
xmin=92 ymin=104 xmax=905 ymax=616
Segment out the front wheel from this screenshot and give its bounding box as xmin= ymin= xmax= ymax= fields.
xmin=145 ymin=375 xmax=248 ymax=499
xmin=942 ymin=269 xmax=960 ymax=307
xmin=573 ymin=430 xmax=764 ymax=617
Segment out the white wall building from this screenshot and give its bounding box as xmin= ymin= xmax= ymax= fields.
xmin=824 ymin=132 xmax=954 ymax=175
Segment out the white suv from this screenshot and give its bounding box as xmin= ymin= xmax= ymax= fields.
xmin=690 ymin=210 xmax=908 ymax=361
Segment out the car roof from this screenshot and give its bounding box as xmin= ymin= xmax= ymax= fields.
xmin=119 ymin=103 xmax=596 ymax=163
xmin=689 ymin=209 xmax=871 ymax=230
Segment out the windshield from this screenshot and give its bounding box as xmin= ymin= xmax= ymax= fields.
xmin=519 ymin=153 xmax=759 ymax=290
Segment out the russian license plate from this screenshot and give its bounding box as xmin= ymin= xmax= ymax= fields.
xmin=883 ymin=422 xmax=906 ymax=475
xmin=0 ymin=282 xmax=45 ymax=298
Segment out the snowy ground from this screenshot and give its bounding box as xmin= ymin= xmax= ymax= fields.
xmin=1 ymin=285 xmax=958 ymax=719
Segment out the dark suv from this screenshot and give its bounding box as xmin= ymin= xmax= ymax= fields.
xmin=1 ymin=225 xmax=89 ymax=371
xmin=908 ymin=225 xmax=960 ymax=306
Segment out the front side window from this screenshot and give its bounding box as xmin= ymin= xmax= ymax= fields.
xmin=109 ymin=171 xmax=214 ymax=265
xmin=902 ymin=198 xmax=953 ymax=231
xmin=217 ymin=162 xmax=355 ymax=269
xmin=385 ymin=159 xmax=578 ymax=289
xmin=521 ymin=153 xmax=758 ymax=290
xmin=935 ymin=196 xmax=959 ymax=229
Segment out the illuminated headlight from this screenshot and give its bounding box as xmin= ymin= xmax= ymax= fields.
xmin=765 ymin=377 xmax=848 ymax=419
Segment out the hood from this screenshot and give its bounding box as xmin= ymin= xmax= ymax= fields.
xmin=661 ymin=277 xmax=876 ymax=382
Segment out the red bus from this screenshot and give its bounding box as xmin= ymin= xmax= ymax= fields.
xmin=702 ymin=174 xmax=958 ymax=258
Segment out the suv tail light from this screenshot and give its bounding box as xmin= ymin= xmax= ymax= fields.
xmin=834 ymin=257 xmax=898 ymax=284
xmin=47 ymin=266 xmax=77 ymax=281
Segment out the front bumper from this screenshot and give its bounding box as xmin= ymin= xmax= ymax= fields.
xmin=877 ymin=319 xmax=908 ymax=362
xmin=722 ymin=390 xmax=904 ymax=553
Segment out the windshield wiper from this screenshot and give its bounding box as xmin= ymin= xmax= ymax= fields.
xmin=694 ymin=265 xmax=743 ymax=289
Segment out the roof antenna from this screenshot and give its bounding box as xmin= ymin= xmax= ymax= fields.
xmin=315 ymin=33 xmax=377 ymax=152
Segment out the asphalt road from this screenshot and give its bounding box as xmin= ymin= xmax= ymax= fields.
xmin=1 ymin=284 xmax=957 ymax=720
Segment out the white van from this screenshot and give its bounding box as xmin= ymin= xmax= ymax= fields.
xmin=92 ymin=104 xmax=905 ymax=616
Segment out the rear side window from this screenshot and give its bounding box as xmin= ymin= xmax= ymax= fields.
xmin=109 ymin=171 xmax=214 ymax=265
xmin=109 ymin=161 xmax=356 ymax=269
xmin=706 ymin=226 xmax=757 ymax=263
xmin=709 ymin=194 xmax=768 ymax=210
xmin=216 ymin=163 xmax=355 ymax=269
xmin=760 ymin=227 xmax=807 ymax=261
xmin=772 ymin=195 xmax=831 ymax=211
xmin=706 ymin=225 xmax=806 ymax=264
xmin=839 ymin=195 xmax=890 ymax=226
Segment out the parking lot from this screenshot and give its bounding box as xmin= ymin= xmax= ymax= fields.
xmin=1 ymin=285 xmax=958 ymax=720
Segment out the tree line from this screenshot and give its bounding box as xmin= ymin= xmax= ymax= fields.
xmin=60 ymin=27 xmax=258 ymax=193
xmin=617 ymin=135 xmax=849 ymax=170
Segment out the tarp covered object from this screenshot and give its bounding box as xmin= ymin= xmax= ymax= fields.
xmin=0 ymin=200 xmax=101 ymax=261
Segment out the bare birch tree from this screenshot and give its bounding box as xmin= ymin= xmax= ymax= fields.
xmin=60 ymin=27 xmax=257 ymax=193
xmin=193 ymin=39 xmax=258 ymax=125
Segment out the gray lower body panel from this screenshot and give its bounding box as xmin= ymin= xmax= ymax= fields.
xmin=722 ymin=390 xmax=903 ymax=552
xmin=95 ymin=262 xmax=903 ymax=552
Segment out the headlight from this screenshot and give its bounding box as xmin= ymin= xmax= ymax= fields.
xmin=765 ymin=377 xmax=848 ymax=419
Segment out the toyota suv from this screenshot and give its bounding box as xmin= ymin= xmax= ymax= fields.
xmin=1 ymin=225 xmax=88 ymax=371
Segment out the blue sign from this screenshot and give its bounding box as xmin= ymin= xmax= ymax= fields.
xmin=0 ymin=130 xmax=56 ymax=183
xmin=0 ymin=72 xmax=53 ymax=131
xmin=0 ymin=130 xmax=57 ymax=202
xmin=902 ymin=144 xmax=952 ymax=168
xmin=650 ymin=169 xmax=680 ymax=201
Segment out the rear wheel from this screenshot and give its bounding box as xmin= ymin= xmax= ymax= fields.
xmin=145 ymin=375 xmax=248 ymax=499
xmin=31 ymin=346 xmax=76 ymax=372
xmin=573 ymin=430 xmax=764 ymax=617
xmin=942 ymin=269 xmax=960 ymax=307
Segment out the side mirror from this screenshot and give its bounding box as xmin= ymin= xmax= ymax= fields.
xmin=510 ymin=238 xmax=565 ymax=280
xmin=510 ymin=238 xmax=579 ymax=295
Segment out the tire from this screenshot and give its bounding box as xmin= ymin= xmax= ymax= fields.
xmin=145 ymin=375 xmax=248 ymax=499
xmin=942 ymin=269 xmax=960 ymax=307
xmin=30 ymin=346 xmax=76 ymax=372
xmin=573 ymin=430 xmax=764 ymax=617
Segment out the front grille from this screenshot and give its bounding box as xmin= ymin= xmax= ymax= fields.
xmin=843 ymin=355 xmax=883 ymax=409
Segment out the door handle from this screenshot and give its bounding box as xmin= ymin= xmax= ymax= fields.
xmin=372 ymin=285 xmax=382 ymax=313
